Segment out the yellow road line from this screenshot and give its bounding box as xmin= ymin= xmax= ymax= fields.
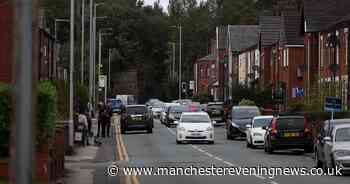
xmin=114 ymin=115 xmax=140 ymax=184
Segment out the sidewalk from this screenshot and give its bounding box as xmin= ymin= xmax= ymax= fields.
xmin=61 ymin=117 xmax=120 ymax=184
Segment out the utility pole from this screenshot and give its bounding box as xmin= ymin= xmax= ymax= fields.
xmin=179 ymin=25 xmax=182 ymax=100
xmin=172 ymin=42 xmax=176 ymax=80
xmin=81 ymin=0 xmax=85 ymax=84
xmin=69 ymin=0 xmax=75 ymax=149
xmin=108 ymin=48 xmax=111 ymax=91
xmin=89 ymin=0 xmax=93 ymax=113
xmin=14 ymin=0 xmax=35 ymax=182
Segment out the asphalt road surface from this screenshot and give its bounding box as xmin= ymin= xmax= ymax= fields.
xmin=113 ymin=117 xmax=349 ymax=184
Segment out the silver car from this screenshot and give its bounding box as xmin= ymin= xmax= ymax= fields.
xmin=315 ymin=122 xmax=350 ymax=172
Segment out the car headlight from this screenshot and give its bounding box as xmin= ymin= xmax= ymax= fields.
xmin=253 ymin=133 xmax=263 ymax=136
xmin=178 ymin=127 xmax=186 ymax=132
xmin=334 ymin=150 xmax=350 ymax=157
xmin=206 ymin=127 xmax=214 ymax=131
xmin=231 ymin=122 xmax=239 ymax=128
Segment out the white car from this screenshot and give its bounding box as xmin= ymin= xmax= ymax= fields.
xmin=246 ymin=116 xmax=273 ymax=148
xmin=176 ymin=112 xmax=214 ymax=144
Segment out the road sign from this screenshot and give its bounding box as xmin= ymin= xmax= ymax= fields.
xmin=99 ymin=75 xmax=106 ymax=88
xmin=189 ymin=81 xmax=195 ymax=90
xmin=324 ymin=97 xmax=342 ymax=113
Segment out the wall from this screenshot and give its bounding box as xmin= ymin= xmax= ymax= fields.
xmin=0 ymin=1 xmax=13 ymax=83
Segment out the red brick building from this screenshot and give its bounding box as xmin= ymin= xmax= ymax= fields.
xmin=0 ymin=0 xmax=14 ymax=83
xmin=194 ymin=54 xmax=216 ymax=96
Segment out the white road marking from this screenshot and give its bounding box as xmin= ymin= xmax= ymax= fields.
xmin=165 ymin=123 xmax=278 ymax=183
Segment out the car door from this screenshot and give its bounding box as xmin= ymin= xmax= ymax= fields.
xmin=323 ymin=127 xmax=334 ymax=167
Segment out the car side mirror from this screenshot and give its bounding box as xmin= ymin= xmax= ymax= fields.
xmin=262 ymin=126 xmax=268 ymax=130
xmin=246 ymin=124 xmax=252 ymax=129
xmin=323 ymin=137 xmax=331 ymax=142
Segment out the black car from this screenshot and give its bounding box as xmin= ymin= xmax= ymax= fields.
xmin=207 ymin=102 xmax=225 ymax=125
xmin=264 ymin=116 xmax=313 ymax=154
xmin=120 ymin=105 xmax=154 ymax=134
xmin=227 ymin=106 xmax=260 ymax=140
xmin=165 ymin=105 xmax=187 ymax=127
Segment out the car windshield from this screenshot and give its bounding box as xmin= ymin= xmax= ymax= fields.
xmin=232 ymin=108 xmax=260 ymax=119
xmin=127 ymin=106 xmax=147 ymax=114
xmin=170 ymin=106 xmax=186 ymax=113
xmin=335 ymin=127 xmax=350 ymax=142
xmin=181 ymin=115 xmax=211 ymax=123
xmin=253 ymin=118 xmax=272 ymax=128
xmin=111 ymin=100 xmax=121 ymax=107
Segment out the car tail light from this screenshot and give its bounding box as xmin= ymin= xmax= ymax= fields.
xmin=271 ymin=118 xmax=278 ymax=136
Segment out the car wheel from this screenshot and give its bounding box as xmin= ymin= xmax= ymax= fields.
xmin=176 ymin=140 xmax=182 ymax=144
xmin=147 ymin=128 xmax=153 ymax=134
xmin=246 ymin=141 xmax=251 ymax=148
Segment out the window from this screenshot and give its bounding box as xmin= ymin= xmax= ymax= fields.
xmin=283 ymin=48 xmax=288 ymax=67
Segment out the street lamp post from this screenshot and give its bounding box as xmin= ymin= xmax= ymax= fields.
xmin=81 ymin=0 xmax=85 ymax=84
xmin=98 ymin=31 xmax=112 ymax=103
xmin=108 ymin=49 xmax=112 ymax=91
xmin=69 ymin=0 xmax=75 ymax=149
xmin=89 ymin=0 xmax=93 ymax=114
xmin=171 ymin=25 xmax=182 ymax=100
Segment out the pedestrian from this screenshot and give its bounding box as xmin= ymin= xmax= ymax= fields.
xmin=101 ymin=106 xmax=108 ymax=138
xmin=97 ymin=102 xmax=104 ymax=137
xmin=78 ymin=108 xmax=88 ymax=145
xmin=105 ymin=104 xmax=113 ymax=137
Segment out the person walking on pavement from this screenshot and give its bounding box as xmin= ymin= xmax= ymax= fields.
xmin=101 ymin=105 xmax=109 ymax=138
xmin=105 ymin=103 xmax=113 ymax=137
xmin=97 ymin=102 xmax=104 ymax=137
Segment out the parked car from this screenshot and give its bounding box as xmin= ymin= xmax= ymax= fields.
xmin=207 ymin=102 xmax=225 ymax=126
xmin=110 ymin=98 xmax=125 ymax=114
xmin=226 ymin=106 xmax=260 ymax=140
xmin=186 ymin=102 xmax=202 ymax=112
xmin=120 ymin=105 xmax=153 ymax=134
xmin=246 ymin=116 xmax=273 ymax=148
xmin=315 ymin=119 xmax=350 ymax=171
xmin=264 ymin=116 xmax=313 ymax=154
xmin=160 ymin=103 xmax=179 ymax=124
xmin=151 ymin=102 xmax=164 ymax=119
xmin=165 ymin=105 xmax=187 ymax=127
xmin=176 ymin=112 xmax=214 ymax=144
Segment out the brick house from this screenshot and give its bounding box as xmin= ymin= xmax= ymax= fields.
xmin=0 ymin=0 xmax=14 ymax=83
xmin=302 ymin=0 xmax=350 ymax=109
xmin=193 ymin=54 xmax=216 ymax=96
xmin=259 ymin=16 xmax=281 ymax=89
xmin=267 ymin=9 xmax=305 ymax=109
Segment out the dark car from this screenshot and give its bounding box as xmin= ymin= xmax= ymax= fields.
xmin=120 ymin=105 xmax=153 ymax=134
xmin=165 ymin=105 xmax=187 ymax=127
xmin=226 ymin=106 xmax=260 ymax=140
xmin=314 ymin=119 xmax=350 ymax=168
xmin=207 ymin=102 xmax=225 ymax=125
xmin=264 ymin=116 xmax=313 ymax=154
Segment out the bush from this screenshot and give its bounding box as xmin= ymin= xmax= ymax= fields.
xmin=37 ymin=81 xmax=57 ymax=146
xmin=75 ymin=83 xmax=89 ymax=113
xmin=238 ymin=99 xmax=256 ymax=106
xmin=52 ymin=80 xmax=68 ymax=120
xmin=0 ymin=84 xmax=11 ymax=158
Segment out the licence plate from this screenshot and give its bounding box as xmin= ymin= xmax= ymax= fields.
xmin=133 ymin=117 xmax=142 ymax=121
xmin=191 ymin=133 xmax=201 ymax=137
xmin=284 ymin=133 xmax=299 ymax=137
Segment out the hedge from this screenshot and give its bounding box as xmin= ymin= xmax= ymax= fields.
xmin=0 ymin=84 xmax=11 ymax=158
xmin=37 ymin=81 xmax=57 ymax=146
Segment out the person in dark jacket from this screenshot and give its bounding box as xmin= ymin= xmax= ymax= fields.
xmin=97 ymin=102 xmax=104 ymax=137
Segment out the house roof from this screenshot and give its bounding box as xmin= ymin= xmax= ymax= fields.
xmin=259 ymin=16 xmax=282 ymax=47
xmin=280 ymin=10 xmax=304 ymax=45
xmin=228 ymin=25 xmax=259 ymax=52
xmin=304 ymin=0 xmax=350 ymax=32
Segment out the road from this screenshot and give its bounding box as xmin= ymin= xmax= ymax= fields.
xmin=113 ymin=117 xmax=349 ymax=184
